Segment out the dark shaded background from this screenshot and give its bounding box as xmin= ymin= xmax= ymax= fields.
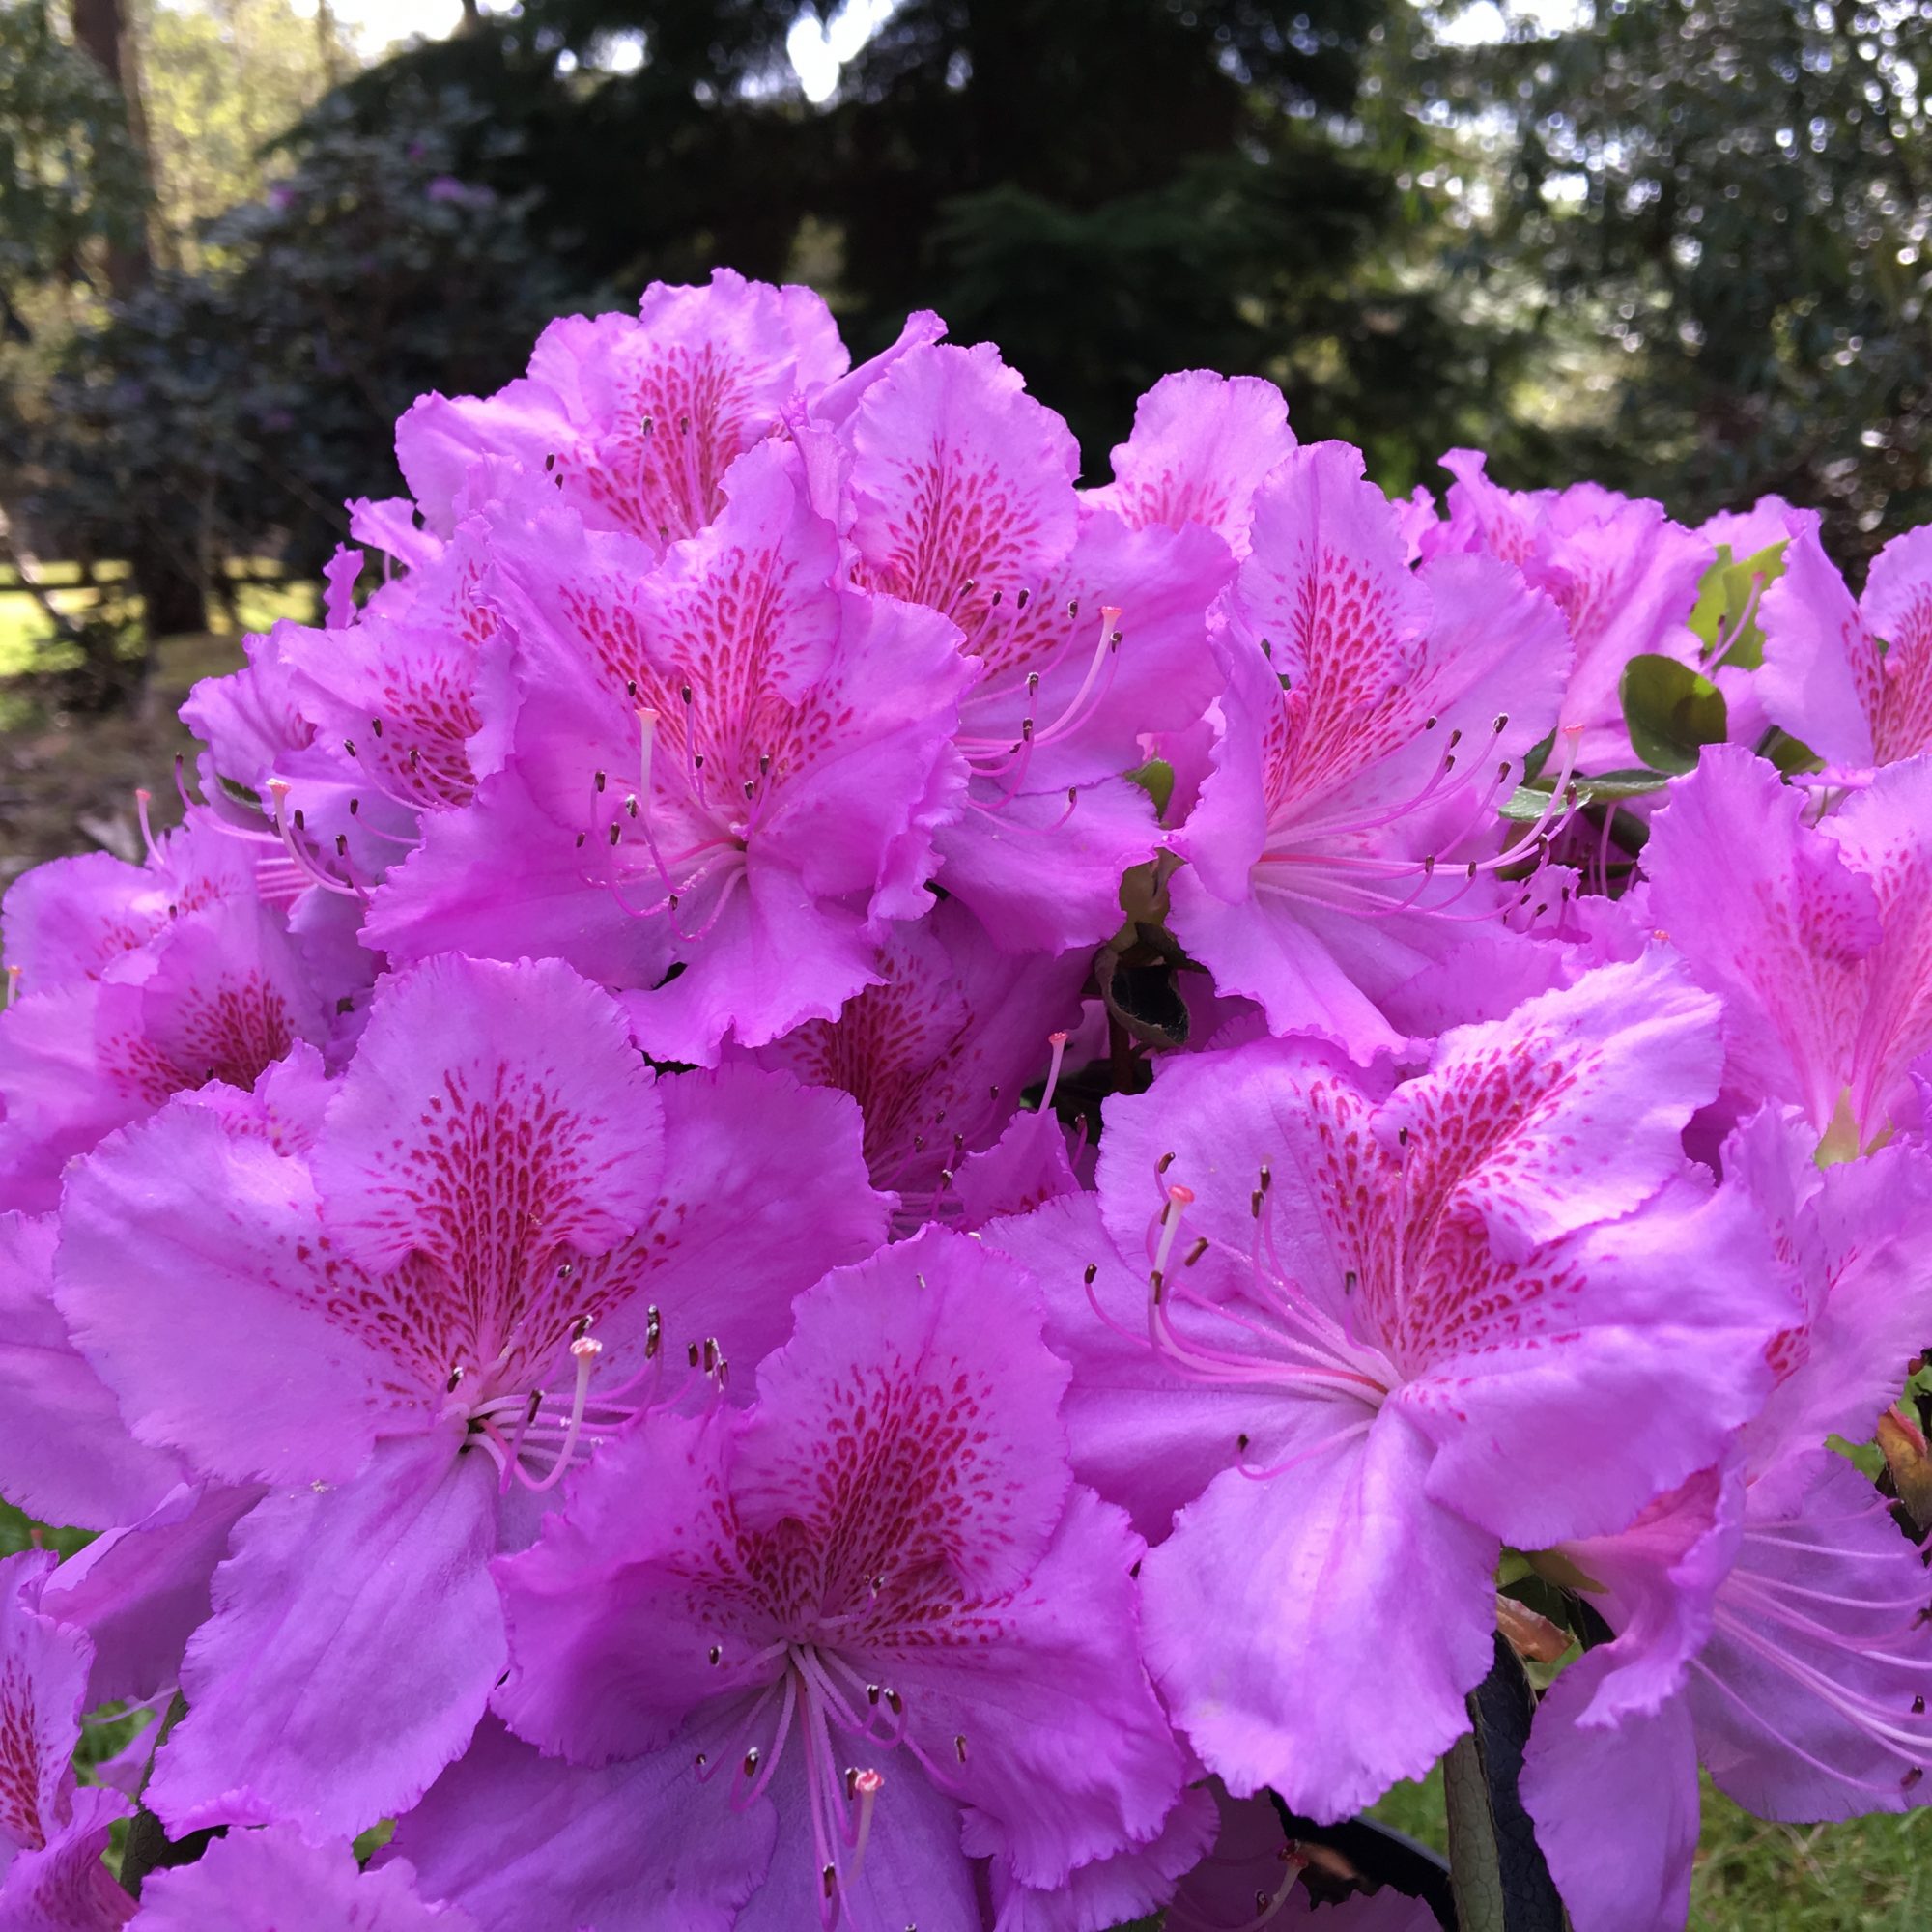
xmin=4 ymin=0 xmax=1930 ymax=705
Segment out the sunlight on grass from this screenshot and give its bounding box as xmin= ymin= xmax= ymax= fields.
xmin=0 ymin=563 xmax=316 ymax=680
xmin=1366 ymin=1759 xmax=1932 ymax=1929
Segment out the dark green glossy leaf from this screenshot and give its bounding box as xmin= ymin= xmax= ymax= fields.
xmin=1619 ymin=655 xmax=1728 ymax=776
xmin=1443 ymin=1636 xmax=1566 ymax=1932
xmin=1124 ymin=756 xmax=1175 ymax=818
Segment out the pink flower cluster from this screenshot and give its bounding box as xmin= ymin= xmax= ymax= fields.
xmin=3 ymin=268 xmax=1931 ymax=1932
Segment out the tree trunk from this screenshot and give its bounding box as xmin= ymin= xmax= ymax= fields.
xmin=69 ymin=0 xmax=208 ymax=653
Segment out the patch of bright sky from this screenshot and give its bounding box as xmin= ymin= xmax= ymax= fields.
xmin=293 ymin=0 xmax=468 ymax=51
xmin=1432 ymin=0 xmax=1586 ymax=44
xmin=301 ymin=2 xmax=1583 ymax=89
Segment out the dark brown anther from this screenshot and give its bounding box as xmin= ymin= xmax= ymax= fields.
xmin=594 ymin=770 xmax=608 ymax=792
xmin=1184 ymin=1236 xmax=1209 ymax=1266
xmin=1156 ymin=1151 xmax=1176 ymax=1175
xmin=867 ymin=1684 xmax=882 ymax=1706
xmin=293 ymin=808 xmax=306 ymax=831
xmin=1015 ymin=588 xmax=1030 ymax=609
xmin=446 ymin=1365 xmax=465 ymax=1392
xmin=1083 ymin=1263 xmax=1097 ymax=1285
xmin=742 ymin=1747 xmax=760 ymax=1776
xmin=1494 ymin=712 xmax=1510 ymax=732
xmin=954 ymin=1734 xmax=968 ymax=1763
xmin=608 ymin=823 xmax=622 ymax=846
xmin=1067 ymin=597 xmax=1080 ymax=618
xmin=334 ymin=834 xmax=349 ymax=858
xmin=349 ymin=798 xmax=359 ymax=815
xmin=343 ymin=737 xmax=356 ymax=756
xmin=688 ymin=1342 xmax=701 ymax=1368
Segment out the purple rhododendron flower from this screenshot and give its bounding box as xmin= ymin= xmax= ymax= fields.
xmin=1520 ymin=1110 xmax=1932 ymax=1932
xmin=367 ymin=441 xmax=976 ymax=1063
xmin=1425 ymin=449 xmax=1708 ymax=772
xmin=1645 ymin=743 xmax=1932 ymax=1155
xmin=990 ymin=954 xmax=1795 ymax=1817
xmin=743 ymin=895 xmax=1088 ymax=1219
xmin=1758 ymin=522 xmax=1932 ymax=771
xmin=0 ymin=1551 xmax=133 ymax=1929
xmin=0 ymin=815 xmax=367 ymax=1213
xmin=128 ymin=1824 xmax=472 ymax=1929
xmin=5 ymin=264 xmax=1932 ymax=1928
xmin=52 ymin=952 xmax=884 ymax=1837
xmin=423 ymin=1228 xmax=1186 ymax=1931
xmin=838 ymin=342 xmax=1236 ymax=952
xmin=1166 ymin=439 xmax=1572 ymax=1061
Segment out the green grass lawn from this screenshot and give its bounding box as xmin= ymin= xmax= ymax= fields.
xmin=1367 ymin=1761 xmax=1932 ymax=1928
xmin=0 ymin=562 xmax=315 ymax=680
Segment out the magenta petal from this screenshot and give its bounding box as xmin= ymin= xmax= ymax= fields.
xmin=129 ymin=1826 xmax=473 ymax=1931
xmin=1643 ymin=743 xmax=1882 ymax=1135
xmin=1520 ymin=1658 xmax=1700 ymax=1932
xmin=147 ymin=1433 xmax=505 ymax=1841
xmin=0 ymin=1783 xmax=133 ymax=1931
xmin=388 ymin=1715 xmax=773 ymax=1932
xmin=0 ymin=1211 xmax=182 ymax=1529
xmin=952 ymin=1106 xmax=1080 ymax=1231
xmin=985 ymin=1783 xmax=1217 ymax=1932
xmin=311 ymin=952 xmax=665 ymax=1283
xmin=493 ymin=1408 xmax=740 ymax=1764
xmin=577 ymin=1062 xmax=887 ymax=1379
xmin=734 ymin=1227 xmax=1072 ymax=1597
xmin=983 ymin=1193 xmax=1266 ymax=1543
xmin=1691 ymin=1449 xmax=1932 ymax=1821
xmin=1858 ymin=522 xmax=1932 ymax=763
xmin=1402 ymin=1172 xmax=1792 ymax=1549
xmin=42 ymin=1481 xmax=261 ymax=1708
xmin=1089 ymin=368 xmax=1295 ymax=554
xmin=867 ymin=1487 xmax=1186 ymax=1887
xmin=55 ymin=1101 xmax=420 ymax=1485
xmin=1731 ymin=1115 xmax=1932 ymax=1463
xmin=734 ymin=1744 xmax=976 ymax=1932
xmin=1140 ymin=1409 xmax=1496 ymax=1821
xmin=1756 ymin=526 xmax=1879 ymax=770
xmin=1388 ymin=951 xmax=1726 ymax=1262
xmin=931 ymin=773 xmax=1159 ymax=955
xmin=847 ymin=340 xmax=1080 ymax=627
xmin=0 ymin=1553 xmax=133 ymax=1930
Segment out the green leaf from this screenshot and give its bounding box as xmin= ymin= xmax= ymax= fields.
xmin=1124 ymin=756 xmax=1175 ymax=818
xmin=1500 ymin=767 xmax=1669 ymax=821
xmin=1758 ymin=725 xmax=1822 ymax=776
xmin=1444 ymin=1637 xmax=1568 ymax=1932
xmin=1688 ymin=540 xmax=1789 ymax=672
xmin=1518 ymin=729 xmax=1557 ymax=785
xmin=1620 ymin=654 xmax=1729 ymax=776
